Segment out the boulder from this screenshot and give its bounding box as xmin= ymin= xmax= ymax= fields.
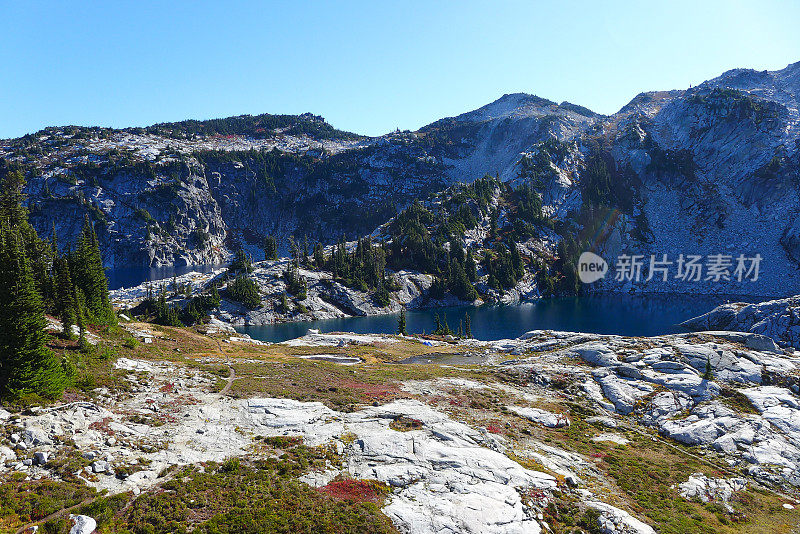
xmin=69 ymin=514 xmax=97 ymax=534
xmin=507 ymin=405 xmax=569 ymax=428
xmin=91 ymin=460 xmax=110 ymax=473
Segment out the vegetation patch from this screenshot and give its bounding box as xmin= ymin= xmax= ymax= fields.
xmin=110 ymin=458 xmax=396 ymax=534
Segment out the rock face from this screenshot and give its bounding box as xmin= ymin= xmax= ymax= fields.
xmin=109 ymin=261 xmax=441 ymax=325
xmin=683 ymin=295 xmax=800 ymax=348
xmin=678 ymin=474 xmax=748 ymax=512
xmin=6 ymin=61 xmax=800 ymax=299
xmin=496 ymin=329 xmax=800 ymax=489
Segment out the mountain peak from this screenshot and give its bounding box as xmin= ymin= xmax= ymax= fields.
xmin=452 ymin=93 xmax=600 ymax=124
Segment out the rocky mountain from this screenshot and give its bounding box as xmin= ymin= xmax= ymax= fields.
xmin=3 ymin=61 xmax=800 ymax=297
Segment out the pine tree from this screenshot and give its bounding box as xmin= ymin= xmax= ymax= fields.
xmin=397 ymin=308 xmax=407 ymax=336
xmin=0 ymin=228 xmax=67 ymax=400
xmin=703 ymin=357 xmax=714 ymax=380
xmin=264 ymin=235 xmax=278 ymax=261
xmin=464 ymin=312 xmax=472 ymax=339
xmin=72 ymin=217 xmax=115 ymax=325
xmin=230 ymin=248 xmax=253 ymax=273
xmin=465 ymin=248 xmax=477 ymax=283
xmin=313 ymin=242 xmax=325 ymax=268
xmin=302 ymin=236 xmax=310 ymax=266
xmin=510 ymin=241 xmax=524 ymax=279
xmin=289 ymin=236 xmax=300 ymax=267
xmin=54 ymin=256 xmax=76 ymax=339
xmin=442 ymin=312 xmax=453 ymax=336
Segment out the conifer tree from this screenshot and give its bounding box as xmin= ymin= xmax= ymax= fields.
xmin=0 ymin=228 xmax=67 ymax=400
xmin=397 ymin=308 xmax=407 ymax=336
xmin=72 ymin=217 xmax=115 ymax=325
xmin=441 ymin=312 xmax=453 ymax=336
xmin=54 ymin=256 xmax=76 ymax=339
xmin=510 ymin=241 xmax=524 ymax=279
xmin=465 ymin=248 xmax=477 ymax=283
xmin=263 ymin=235 xmax=278 ymax=261
xmin=313 ymin=242 xmax=325 ymax=268
xmin=464 ymin=312 xmax=472 ymax=339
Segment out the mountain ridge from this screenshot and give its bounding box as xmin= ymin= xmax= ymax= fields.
xmin=2 ymin=60 xmax=799 ymax=297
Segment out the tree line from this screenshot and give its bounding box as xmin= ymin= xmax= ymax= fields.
xmin=0 ymin=166 xmax=115 ymax=401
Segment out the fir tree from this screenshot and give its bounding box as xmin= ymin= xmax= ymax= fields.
xmin=313 ymin=242 xmax=325 ymax=268
xmin=703 ymin=357 xmax=714 ymax=380
xmin=230 ymin=248 xmax=253 ymax=273
xmin=374 ymin=280 xmax=390 ymax=307
xmin=464 ymin=312 xmax=472 ymax=339
xmin=510 ymin=241 xmax=524 ymax=279
xmin=289 ymin=236 xmax=300 ymax=267
xmin=441 ymin=312 xmax=453 ymax=336
xmin=397 ymin=308 xmax=407 ymax=336
xmin=263 ymin=235 xmax=278 ymax=261
xmin=72 ymin=217 xmax=115 ymax=325
xmin=53 ymin=256 xmax=76 ymax=339
xmin=0 ymin=228 xmax=67 ymax=400
xmin=465 ymin=248 xmax=477 ymax=283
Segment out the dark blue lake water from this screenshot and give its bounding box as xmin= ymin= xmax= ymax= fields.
xmin=236 ymin=293 xmax=757 ymax=343
xmin=104 ymin=265 xmax=757 ymax=343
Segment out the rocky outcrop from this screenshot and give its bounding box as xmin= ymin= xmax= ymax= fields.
xmin=683 ymin=296 xmax=800 ymax=348
xmin=109 ymin=260 xmax=441 ymax=325
xmin=9 ymin=323 xmax=800 ymax=532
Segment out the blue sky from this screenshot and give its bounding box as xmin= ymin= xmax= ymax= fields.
xmin=1 ymin=1 xmax=798 ymax=138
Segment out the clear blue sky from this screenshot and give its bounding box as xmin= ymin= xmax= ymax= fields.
xmin=1 ymin=1 xmax=798 ymax=139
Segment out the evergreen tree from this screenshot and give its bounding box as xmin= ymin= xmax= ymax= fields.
xmin=227 ymin=275 xmax=261 ymax=309
xmin=263 ymin=235 xmax=278 ymax=261
xmin=1 ymin=170 xmax=55 ymax=311
xmin=510 ymin=241 xmax=524 ymax=279
xmin=397 ymin=308 xmax=407 ymax=336
xmin=465 ymin=248 xmax=477 ymax=283
xmin=441 ymin=312 xmax=453 ymax=336
xmin=154 ymin=292 xmax=183 ymax=327
xmin=230 ymin=248 xmax=253 ymax=273
xmin=72 ymin=217 xmax=115 ymax=325
xmin=301 ymin=236 xmax=310 ymax=266
xmin=0 ymin=228 xmax=67 ymax=400
xmin=313 ymin=242 xmax=325 ymax=268
xmin=289 ymin=236 xmax=300 ymax=267
xmin=53 ymin=256 xmax=76 ymax=339
xmin=464 ymin=312 xmax=472 ymax=339
xmin=374 ymin=279 xmax=390 ymax=307
xmin=703 ymin=357 xmax=714 ymax=380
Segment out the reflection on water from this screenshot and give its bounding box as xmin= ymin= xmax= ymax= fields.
xmin=237 ymin=293 xmax=759 ymax=344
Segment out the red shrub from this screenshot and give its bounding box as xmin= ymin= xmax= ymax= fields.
xmin=318 ymin=479 xmax=387 ymax=504
xmin=340 ymin=380 xmax=401 ymax=401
